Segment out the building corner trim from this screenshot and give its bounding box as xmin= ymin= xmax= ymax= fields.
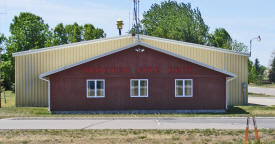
xmin=39 ymin=77 xmax=51 ymax=112
xmin=226 ymin=77 xmax=236 ymax=109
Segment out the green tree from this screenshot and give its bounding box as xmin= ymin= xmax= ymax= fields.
xmin=1 ymin=60 xmax=14 ymax=90
xmin=93 ymin=28 xmax=104 ymax=39
xmin=208 ymin=29 xmax=249 ymax=53
xmin=65 ymin=22 xmax=83 ymax=43
xmin=0 ymin=34 xmax=6 ymax=89
xmin=3 ymin=12 xmax=51 ymax=91
xmin=142 ymin=1 xmax=209 ymax=44
xmin=251 ymin=58 xmax=266 ymax=84
xmin=1 ymin=34 xmax=14 ymax=90
xmin=0 ymin=34 xmax=5 ymax=51
xmin=83 ymin=24 xmax=104 ymax=40
xmin=83 ymin=24 xmax=96 ymax=40
xmin=254 ymin=58 xmax=260 ymax=75
xmin=269 ymin=57 xmax=275 ymax=83
xmin=231 ymin=40 xmax=248 ymax=53
xmin=0 ymin=34 xmax=5 ymax=45
xmin=248 ymin=60 xmax=256 ymax=83
xmin=53 ymin=23 xmax=68 ymax=45
xmin=259 ymin=65 xmax=266 ymax=76
xmin=7 ymin=12 xmax=51 ymax=52
xmin=208 ymin=28 xmax=232 ymax=49
xmin=129 ymin=23 xmax=144 ymax=35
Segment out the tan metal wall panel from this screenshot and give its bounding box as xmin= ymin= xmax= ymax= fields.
xmin=141 ymin=38 xmax=248 ymax=105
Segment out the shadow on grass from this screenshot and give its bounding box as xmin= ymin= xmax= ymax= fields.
xmin=226 ymin=106 xmax=249 ymax=114
xmin=247 ymin=103 xmax=265 ymax=106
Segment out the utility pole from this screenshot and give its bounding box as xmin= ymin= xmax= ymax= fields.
xmin=133 ymin=0 xmax=140 ymax=41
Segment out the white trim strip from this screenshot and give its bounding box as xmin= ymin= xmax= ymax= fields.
xmin=39 ymin=77 xmax=51 ymax=112
xmin=12 ymin=35 xmax=133 ymax=57
xmin=40 ymin=42 xmax=236 ymax=79
xmin=226 ymin=77 xmax=236 ymax=109
xmin=140 ymin=35 xmax=250 ymax=57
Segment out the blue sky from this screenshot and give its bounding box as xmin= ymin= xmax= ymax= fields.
xmin=0 ymin=0 xmax=274 ymax=67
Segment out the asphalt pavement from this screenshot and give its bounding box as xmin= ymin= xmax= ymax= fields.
xmin=248 ymin=97 xmax=275 ymax=106
xmin=0 ymin=117 xmax=275 ymax=130
xmin=248 ymin=86 xmax=275 ymax=96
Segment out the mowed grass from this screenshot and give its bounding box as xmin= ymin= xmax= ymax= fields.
xmin=0 ymin=91 xmax=49 ymax=119
xmin=0 ymin=129 xmax=274 ymax=144
xmin=248 ymin=92 xmax=275 ymax=97
xmin=249 ymin=83 xmax=275 ymax=88
xmin=1 ymin=91 xmax=275 ymax=118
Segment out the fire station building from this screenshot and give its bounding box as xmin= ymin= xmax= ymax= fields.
xmin=13 ymin=35 xmax=248 ymax=113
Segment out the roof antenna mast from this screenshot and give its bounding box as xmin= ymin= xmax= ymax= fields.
xmin=133 ymin=0 xmax=140 ymax=41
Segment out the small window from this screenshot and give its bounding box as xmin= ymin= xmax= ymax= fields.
xmin=87 ymin=79 xmax=105 ymax=98
xmin=130 ymin=79 xmax=148 ymax=97
xmin=175 ymin=79 xmax=193 ymax=97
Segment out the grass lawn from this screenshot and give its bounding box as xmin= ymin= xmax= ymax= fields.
xmin=249 ymin=83 xmax=275 ymax=88
xmin=1 ymin=91 xmax=275 ymax=118
xmin=0 ymin=129 xmax=274 ymax=144
xmin=248 ymin=92 xmax=275 ymax=97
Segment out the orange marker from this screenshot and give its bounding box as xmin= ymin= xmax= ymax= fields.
xmin=252 ymin=116 xmax=260 ymax=143
xmin=245 ymin=116 xmax=249 ymax=144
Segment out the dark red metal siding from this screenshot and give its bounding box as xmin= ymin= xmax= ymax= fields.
xmin=49 ymin=46 xmax=227 ymax=111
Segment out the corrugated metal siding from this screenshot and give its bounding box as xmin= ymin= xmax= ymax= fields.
xmin=15 ymin=37 xmax=135 ymax=106
xmin=14 ymin=35 xmax=248 ymax=106
xmin=141 ymin=37 xmax=248 ymax=106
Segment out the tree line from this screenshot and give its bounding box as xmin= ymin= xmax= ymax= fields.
xmin=248 ymin=58 xmax=266 ymax=84
xmin=269 ymin=51 xmax=275 ymax=83
xmin=0 ymin=12 xmax=105 ymax=91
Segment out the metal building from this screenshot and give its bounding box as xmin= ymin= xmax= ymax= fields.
xmin=13 ymin=35 xmax=248 ymax=107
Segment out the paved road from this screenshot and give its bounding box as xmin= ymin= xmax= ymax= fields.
xmin=248 ymin=97 xmax=275 ymax=106
xmin=248 ymin=86 xmax=275 ymax=96
xmin=0 ymin=117 xmax=275 ymax=130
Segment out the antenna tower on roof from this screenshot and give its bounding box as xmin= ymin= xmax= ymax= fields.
xmin=133 ymin=0 xmax=140 ymax=41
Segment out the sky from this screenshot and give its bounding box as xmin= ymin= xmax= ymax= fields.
xmin=0 ymin=0 xmax=274 ymax=67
